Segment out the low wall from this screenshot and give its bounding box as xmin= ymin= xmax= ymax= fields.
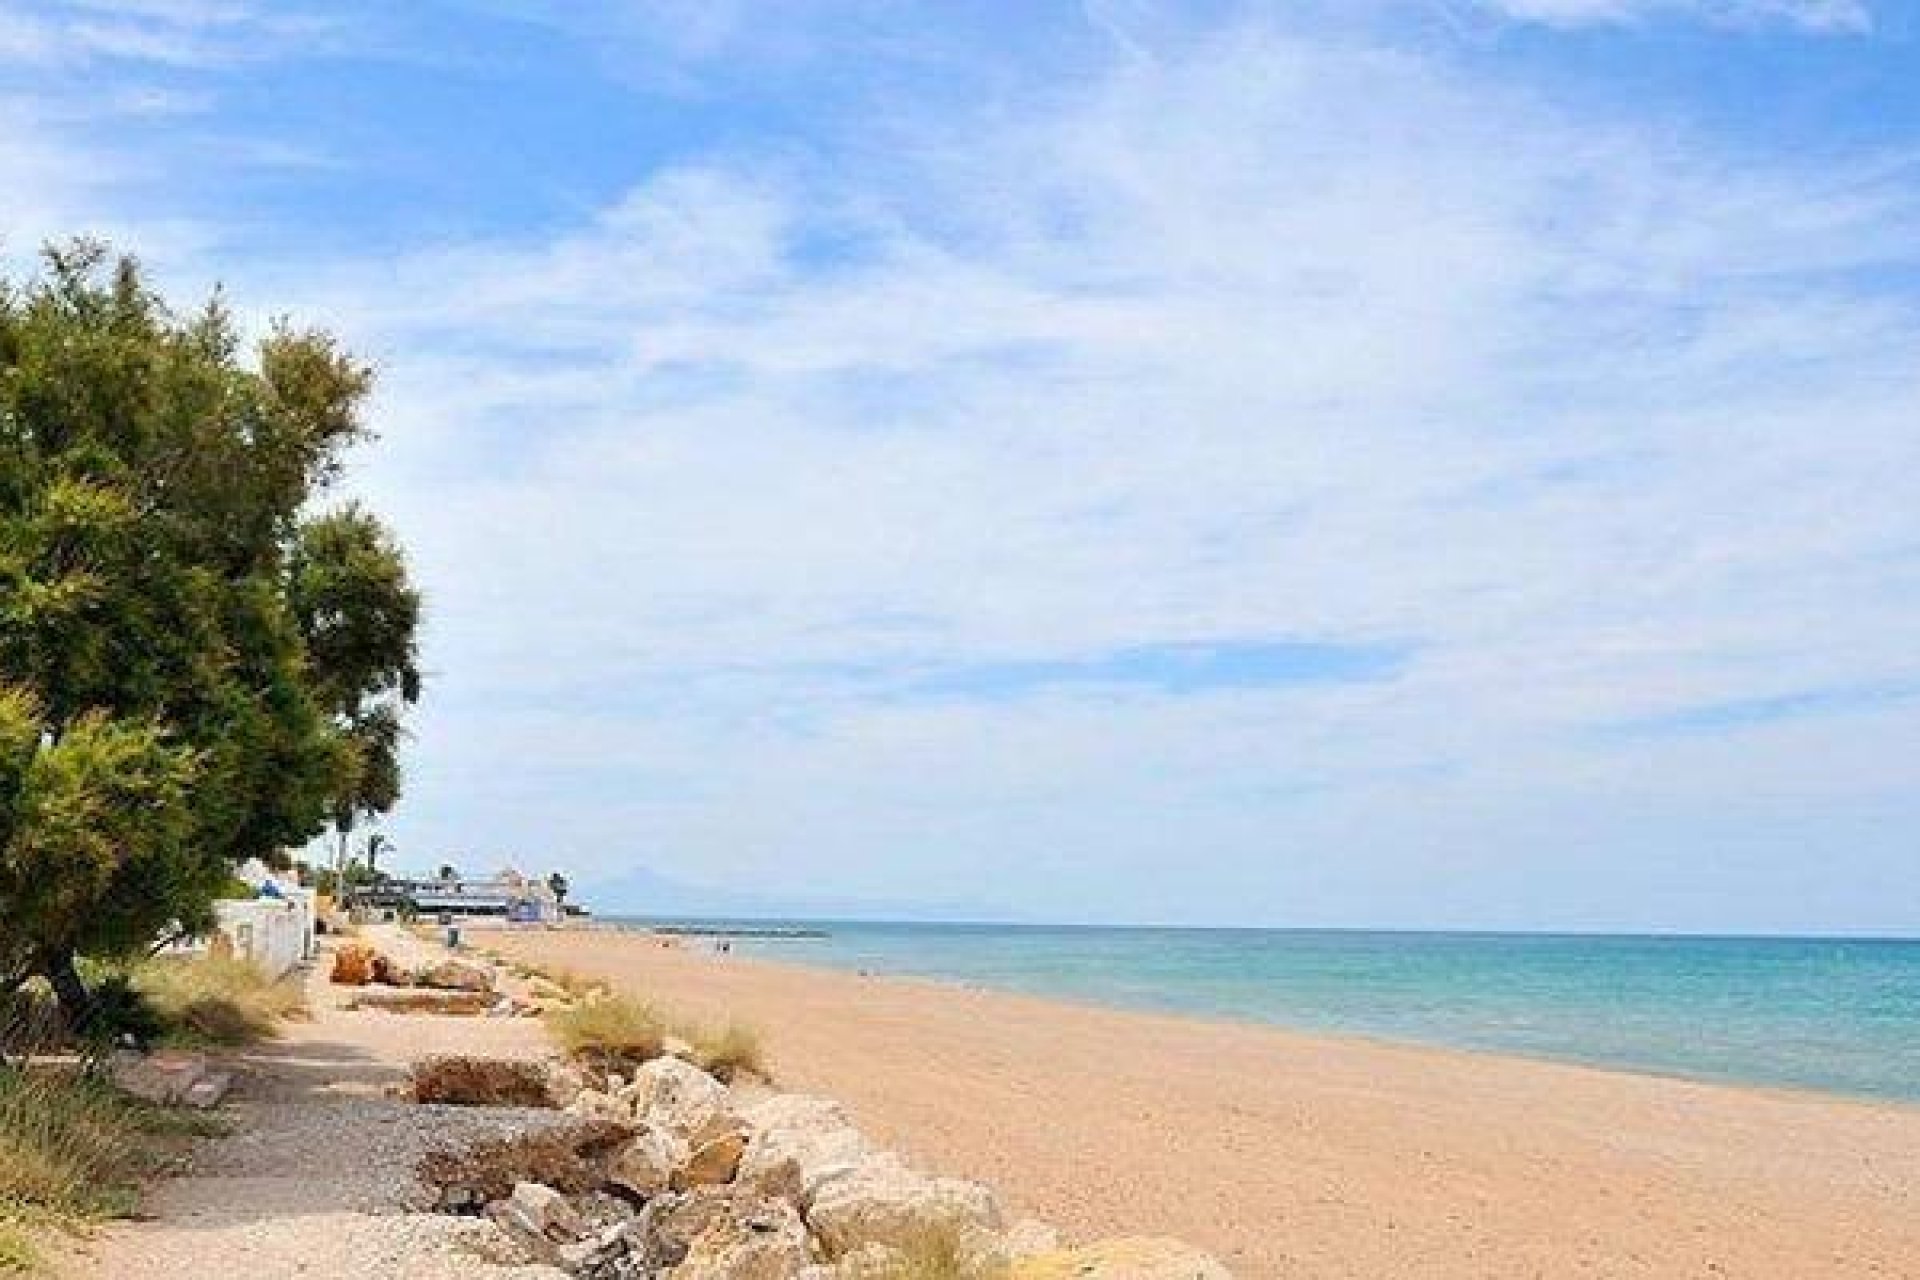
xmin=211 ymin=893 xmax=314 ymax=978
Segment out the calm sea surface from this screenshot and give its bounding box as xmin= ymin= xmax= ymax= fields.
xmin=605 ymin=920 xmax=1920 ymax=1103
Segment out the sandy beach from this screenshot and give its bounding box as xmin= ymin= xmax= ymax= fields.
xmin=485 ymin=926 xmax=1920 ymax=1279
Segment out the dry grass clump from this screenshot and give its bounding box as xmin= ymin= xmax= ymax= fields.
xmin=685 ymin=1019 xmax=766 ymax=1083
xmin=411 ymin=1056 xmax=554 ymax=1108
xmin=0 ymin=1068 xmax=219 ymax=1272
xmin=133 ymin=955 xmax=305 ymax=1047
xmin=546 ymin=992 xmax=666 ymax=1071
xmin=546 ymin=967 xmax=612 ymax=1001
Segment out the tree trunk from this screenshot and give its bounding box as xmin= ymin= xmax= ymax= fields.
xmin=45 ymin=951 xmax=94 ymax=1037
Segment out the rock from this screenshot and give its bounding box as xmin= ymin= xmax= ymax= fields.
xmin=411 ymin=1055 xmax=553 ymax=1107
xmin=567 ymin=1087 xmax=630 ymax=1123
xmin=417 ymin=958 xmax=496 ymax=993
xmin=620 ymin=1055 xmax=727 ymax=1138
xmin=547 ymin=1060 xmax=590 ymax=1108
xmin=736 ymin=1094 xmax=874 ymax=1205
xmin=672 ymin=1192 xmax=809 ymax=1280
xmin=180 ymin=1069 xmax=232 ymax=1110
xmin=1011 ymin=1238 xmax=1234 ymax=1280
xmin=112 ymin=1050 xmax=211 ymax=1105
xmin=609 ymin=1126 xmax=687 ymax=1198
xmin=369 ymin=951 xmax=411 ymax=985
xmin=806 ymin=1152 xmax=1003 ymax=1258
xmin=495 ymin=1180 xmax=583 ymax=1241
xmin=674 ymin=1129 xmax=749 ymax=1190
xmin=329 ymin=942 xmax=377 ymax=985
xmin=625 ymin=1188 xmax=744 ymax=1270
xmin=556 ymin=1221 xmax=631 ymax=1273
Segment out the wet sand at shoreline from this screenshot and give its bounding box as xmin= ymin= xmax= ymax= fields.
xmin=486 ymin=925 xmax=1920 ymax=1279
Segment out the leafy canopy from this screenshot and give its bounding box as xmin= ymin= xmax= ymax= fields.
xmin=0 ymin=241 xmax=421 ymax=997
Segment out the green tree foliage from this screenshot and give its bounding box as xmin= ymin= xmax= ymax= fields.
xmin=290 ymin=505 xmax=421 ymax=862
xmin=0 ymin=241 xmax=421 ymax=1018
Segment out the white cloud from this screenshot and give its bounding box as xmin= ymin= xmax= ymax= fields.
xmin=4 ymin=11 xmax=1917 ymax=926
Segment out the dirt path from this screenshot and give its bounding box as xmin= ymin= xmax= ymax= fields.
xmin=486 ymin=926 xmax=1920 ymax=1280
xmin=56 ymin=927 xmax=563 ymax=1280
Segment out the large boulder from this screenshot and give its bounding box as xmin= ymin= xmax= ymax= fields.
xmin=672 ymin=1193 xmax=809 ymax=1280
xmin=620 ymin=1055 xmax=728 ymax=1138
xmin=609 ymin=1126 xmax=688 ymax=1198
xmin=624 ymin=1187 xmax=798 ymax=1273
xmin=1012 ymin=1238 xmax=1233 ymax=1279
xmin=329 ymin=942 xmax=377 ymax=985
xmin=736 ymin=1094 xmax=875 ymax=1205
xmin=417 ymin=958 xmax=496 ymax=993
xmin=805 ymin=1151 xmax=1003 ymax=1258
xmin=675 ymin=1128 xmax=750 ymax=1190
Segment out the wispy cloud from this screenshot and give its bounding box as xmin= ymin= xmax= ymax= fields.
xmin=3 ymin=3 xmax=1917 ymax=927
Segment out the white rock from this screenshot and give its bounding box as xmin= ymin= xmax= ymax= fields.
xmin=735 ymin=1094 xmax=875 ymax=1205
xmin=499 ymin=1180 xmax=581 ymax=1240
xmin=805 ymin=1152 xmax=1003 ymax=1258
xmin=671 ymin=1193 xmax=810 ymax=1280
xmin=609 ymin=1127 xmax=688 ymax=1197
xmin=566 ymin=1087 xmax=630 ymax=1122
xmin=621 ymin=1055 xmax=728 ymax=1138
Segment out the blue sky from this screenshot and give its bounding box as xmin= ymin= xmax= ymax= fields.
xmin=4 ymin=1 xmax=1918 ymax=932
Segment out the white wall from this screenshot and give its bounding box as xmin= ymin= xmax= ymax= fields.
xmin=211 ymin=891 xmax=314 ymax=979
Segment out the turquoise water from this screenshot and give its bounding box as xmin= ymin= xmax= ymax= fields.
xmin=611 ymin=920 xmax=1920 ymax=1103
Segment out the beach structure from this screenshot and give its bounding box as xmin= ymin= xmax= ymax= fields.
xmin=349 ymin=865 xmax=564 ymax=923
xmin=193 ymin=858 xmax=317 ymax=978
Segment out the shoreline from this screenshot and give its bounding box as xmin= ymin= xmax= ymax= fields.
xmin=551 ymin=919 xmax=1920 ymax=1112
xmin=486 ymin=923 xmax=1920 ymax=1279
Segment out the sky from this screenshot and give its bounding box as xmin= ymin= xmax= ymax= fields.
xmin=2 ymin=0 xmax=1917 ymax=933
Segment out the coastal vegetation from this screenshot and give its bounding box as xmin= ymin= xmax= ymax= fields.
xmin=546 ymin=990 xmax=669 ymax=1072
xmin=0 ymin=240 xmax=420 ymax=1036
xmin=0 ymin=1068 xmax=221 ymax=1271
xmin=535 ymin=969 xmax=768 ymax=1082
xmin=127 ymin=955 xmax=306 ymax=1048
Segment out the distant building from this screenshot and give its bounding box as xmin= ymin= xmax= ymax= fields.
xmin=356 ymin=864 xmax=564 ymax=923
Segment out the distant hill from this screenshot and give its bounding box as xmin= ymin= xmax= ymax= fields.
xmin=573 ymin=862 xmax=1020 ymax=924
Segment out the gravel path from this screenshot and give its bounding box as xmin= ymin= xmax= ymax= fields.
xmin=55 ymin=927 xmax=568 ymax=1280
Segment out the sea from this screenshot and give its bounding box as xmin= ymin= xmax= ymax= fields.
xmin=606 ymin=919 xmax=1920 ymax=1104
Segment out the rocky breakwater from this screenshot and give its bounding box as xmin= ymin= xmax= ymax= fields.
xmin=421 ymin=1052 xmax=1231 ymax=1279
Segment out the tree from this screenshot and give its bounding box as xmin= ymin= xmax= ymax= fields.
xmin=547 ymin=871 xmax=570 ymax=905
xmin=0 ymin=242 xmax=420 ymax=1025
xmin=289 ymin=505 xmax=421 ymax=872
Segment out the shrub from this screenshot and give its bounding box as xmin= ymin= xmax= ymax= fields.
xmin=411 ymin=1056 xmax=553 ymax=1107
xmin=546 ymin=993 xmax=666 ymax=1071
xmin=133 ymin=955 xmax=305 ymax=1047
xmin=686 ymin=1019 xmax=766 ymax=1083
xmin=0 ymin=1066 xmax=217 ymax=1267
